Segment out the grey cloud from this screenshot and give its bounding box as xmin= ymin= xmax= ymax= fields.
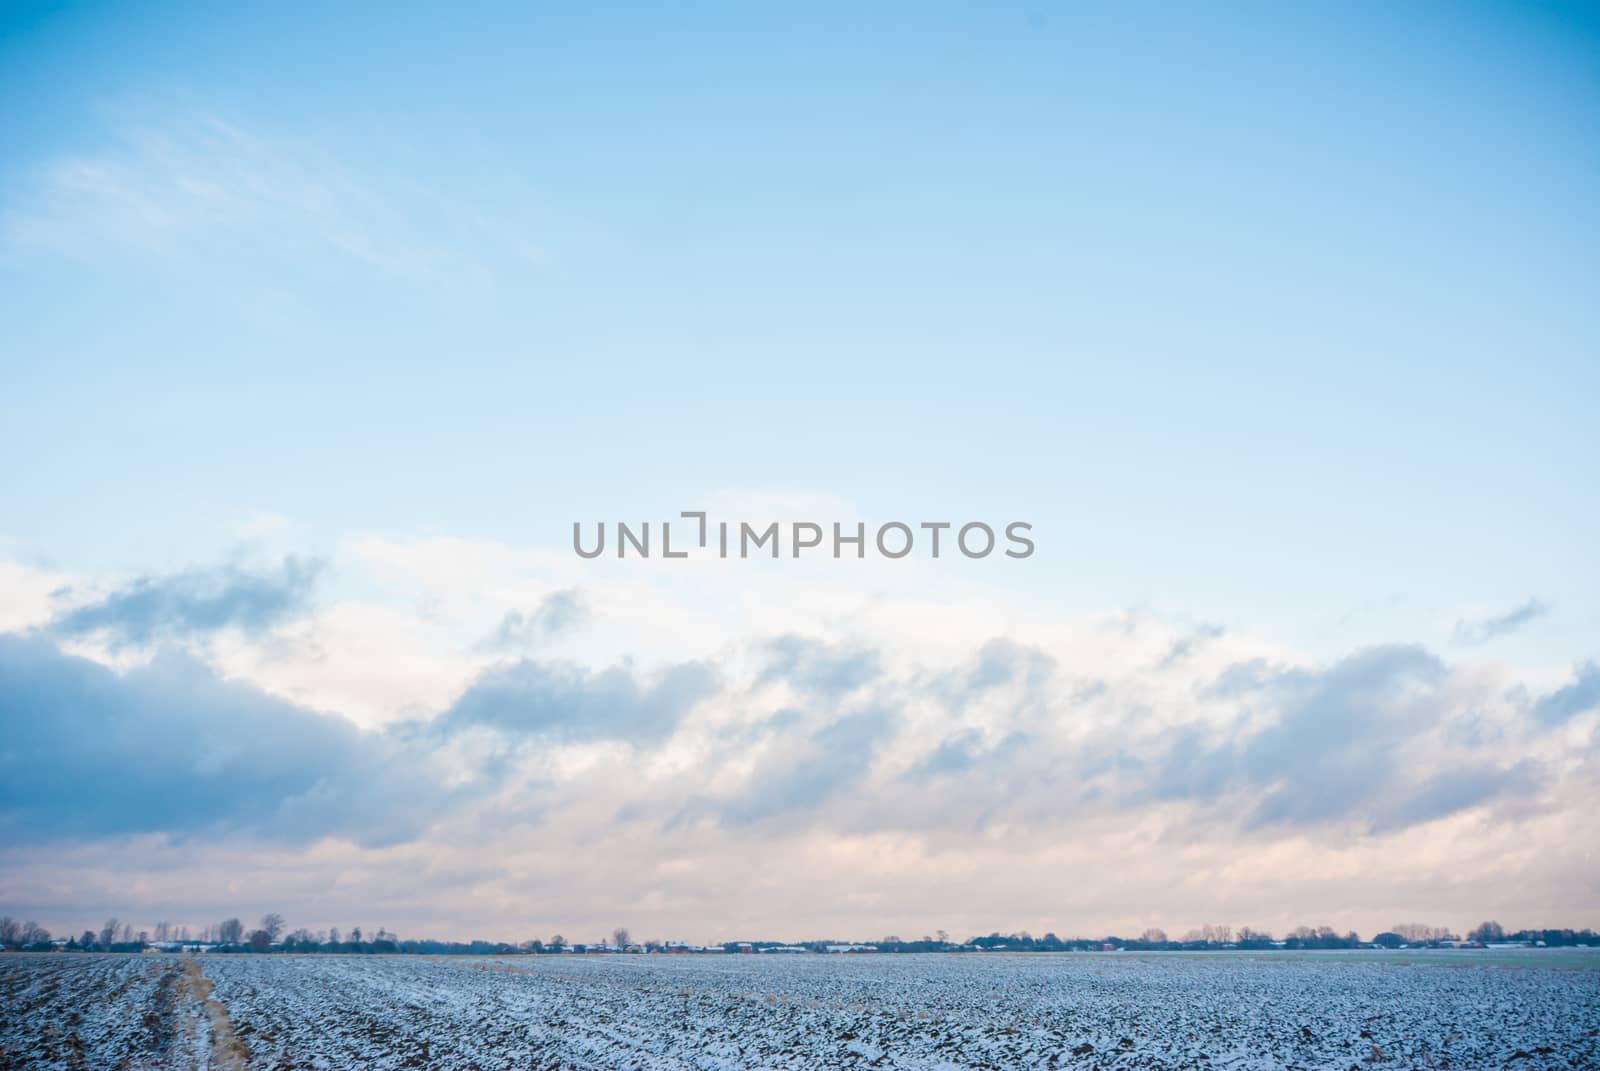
xmin=1158 ymin=623 xmax=1225 ymax=668
xmin=0 ymin=634 xmax=447 ymax=845
xmin=0 ymin=632 xmax=724 ymax=846
xmin=1368 ymin=760 xmax=1544 ymax=833
xmin=908 ymin=730 xmax=988 ymax=779
xmin=1149 ymin=724 xmax=1237 ymax=803
xmin=904 ymin=729 xmax=1029 ymax=782
xmin=1532 ymin=662 xmax=1600 ymax=726
xmin=964 ymin=639 xmax=1057 ymax=693
xmin=922 ymin=638 xmax=1063 ymax=718
xmin=1452 ymin=598 xmax=1549 ymax=645
xmin=1152 ymin=645 xmax=1548 ymax=833
xmin=713 ymin=706 xmax=804 ymax=747
xmin=1070 ymin=679 xmax=1107 ymax=703
xmin=1237 ymin=646 xmax=1444 ymax=826
xmin=477 ymin=589 xmax=587 ymax=652
xmin=440 ymin=657 xmax=717 ymax=743
xmin=758 ymin=635 xmax=880 ymax=697
xmin=1200 ymin=658 xmax=1281 ymax=699
xmin=720 ymin=711 xmax=894 ymax=825
xmin=52 ymin=556 xmax=320 ymax=647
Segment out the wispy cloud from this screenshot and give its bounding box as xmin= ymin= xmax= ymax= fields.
xmin=4 ymin=113 xmax=542 ymax=280
xmin=476 ymin=590 xmax=587 ymax=653
xmin=1452 ymin=598 xmax=1549 ymax=645
xmin=51 ymin=556 xmax=320 ymax=649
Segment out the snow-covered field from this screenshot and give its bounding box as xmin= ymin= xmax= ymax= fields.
xmin=0 ymin=953 xmax=214 ymax=1070
xmin=4 ymin=951 xmax=1597 ymax=1070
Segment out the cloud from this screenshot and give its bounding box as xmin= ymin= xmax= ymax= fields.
xmin=960 ymin=638 xmax=1057 ymax=694
xmin=0 ymin=635 xmax=447 ymax=845
xmin=476 ymin=589 xmax=587 ymax=652
xmin=5 ymin=114 xmax=534 ymax=279
xmin=757 ymin=635 xmax=880 ymax=697
xmin=1148 ymin=645 xmax=1549 ymax=834
xmin=1452 ymin=598 xmax=1549 ymax=645
xmin=1532 ymin=662 xmax=1600 ymax=726
xmin=1158 ymin=623 xmax=1226 ymax=668
xmin=1237 ymin=646 xmax=1446 ymax=827
xmin=1 ymin=540 xmax=1592 ymax=940
xmin=1368 ymin=760 xmax=1544 ymax=833
xmin=719 ymin=711 xmax=895 ymax=826
xmin=903 ymin=729 xmax=1029 ymax=782
xmin=0 ymin=631 xmax=721 ymax=845
xmin=438 ymin=657 xmax=718 ymax=744
xmin=51 ymin=557 xmax=320 ymax=648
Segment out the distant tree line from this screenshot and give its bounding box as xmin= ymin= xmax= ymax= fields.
xmin=4 ymin=913 xmax=1595 ymax=954
xmin=0 ymin=918 xmax=52 ymax=951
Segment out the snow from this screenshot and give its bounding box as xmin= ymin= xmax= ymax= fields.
xmin=4 ymin=951 xmax=1596 ymax=1069
xmin=0 ymin=953 xmax=213 ymax=1070
xmin=200 ymin=952 xmax=1598 ymax=1070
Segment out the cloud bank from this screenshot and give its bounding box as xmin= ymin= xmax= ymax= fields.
xmin=0 ymin=545 xmax=1595 ymax=942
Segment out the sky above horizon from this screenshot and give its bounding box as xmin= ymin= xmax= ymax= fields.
xmin=2 ymin=2 xmax=1598 ymax=944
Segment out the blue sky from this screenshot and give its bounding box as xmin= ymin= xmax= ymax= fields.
xmin=1 ymin=3 xmax=1597 ymax=940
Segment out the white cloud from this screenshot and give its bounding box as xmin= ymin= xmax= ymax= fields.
xmin=0 ymin=560 xmax=69 ymax=633
xmin=2 ymin=533 xmax=1595 ymax=943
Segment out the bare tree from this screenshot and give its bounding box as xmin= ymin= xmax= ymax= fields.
xmin=1140 ymin=927 xmax=1168 ymax=944
xmin=1468 ymin=920 xmax=1505 ymax=943
xmin=260 ymin=913 xmax=286 ymax=942
xmin=0 ymin=917 xmax=19 ymax=946
xmin=218 ymin=918 xmax=244 ymax=944
xmin=613 ymin=927 xmax=631 ymax=949
xmin=99 ymin=918 xmax=119 ymax=948
xmin=1393 ymin=922 xmax=1454 ymax=944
